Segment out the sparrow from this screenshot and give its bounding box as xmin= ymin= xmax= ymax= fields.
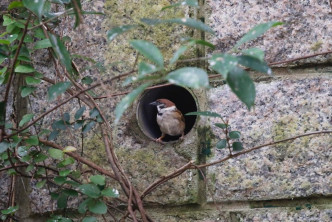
xmin=149 ymin=99 xmax=185 ymax=143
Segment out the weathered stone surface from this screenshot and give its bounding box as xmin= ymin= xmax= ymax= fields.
xmin=207 ymin=1 xmax=332 ymax=64
xmin=207 ymin=72 xmax=332 ymax=201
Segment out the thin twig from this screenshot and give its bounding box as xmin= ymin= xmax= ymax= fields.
xmin=196 ymin=130 xmax=332 ymax=168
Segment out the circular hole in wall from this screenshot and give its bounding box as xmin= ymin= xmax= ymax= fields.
xmin=137 ymin=85 xmax=198 ymax=142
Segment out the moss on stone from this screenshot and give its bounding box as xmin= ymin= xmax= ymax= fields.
xmin=103 ymin=0 xmax=194 ymax=72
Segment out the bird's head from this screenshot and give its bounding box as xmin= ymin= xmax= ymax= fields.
xmin=150 ymin=99 xmax=176 ymax=113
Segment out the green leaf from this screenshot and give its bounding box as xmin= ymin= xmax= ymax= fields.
xmin=36 ymin=180 xmax=47 ymax=188
xmin=48 ymin=148 xmax=64 ymax=160
xmin=15 ymin=64 xmax=35 ymax=73
xmin=72 ymin=0 xmax=82 ymax=28
xmin=21 ymin=86 xmax=36 ymax=97
xmin=0 ymin=40 xmax=10 ymax=45
xmin=57 ymin=157 xmax=75 ymax=168
xmin=22 ymin=0 xmax=46 ymax=19
xmin=229 ymin=131 xmax=241 ymax=139
xmin=48 ymin=33 xmax=73 ymax=74
xmin=34 ymin=39 xmax=52 ymax=49
xmin=63 ymin=189 xmax=78 ymax=197
xmin=101 ymin=188 xmax=119 ymax=198
xmin=88 ymin=199 xmax=107 ymax=214
xmin=82 ymin=216 xmax=97 ymax=222
xmin=26 ymin=135 xmax=39 ymax=146
xmin=25 ymin=76 xmax=41 ymax=85
xmin=227 ymin=67 xmax=256 ymax=109
xmin=90 ymin=175 xmax=105 ymax=186
xmin=47 ymin=81 xmax=71 ymax=101
xmin=209 ymin=53 xmax=238 ymax=79
xmin=54 ymin=176 xmax=67 ymax=185
xmin=237 ymin=55 xmax=272 ymax=76
xmin=3 ymin=16 xmax=15 ymax=26
xmin=215 ymin=123 xmax=227 ymax=129
xmin=57 ymin=192 xmax=68 ymax=209
xmin=78 ymin=199 xmax=90 ymax=214
xmin=107 ymin=25 xmax=137 ymax=42
xmin=216 ymin=139 xmax=227 ymax=149
xmin=162 ymin=0 xmax=199 ymax=10
xmin=59 ymin=169 xmax=71 ymax=176
xmin=19 ymin=113 xmax=34 ymax=127
xmin=190 ymin=39 xmax=215 ymax=49
xmin=138 ymin=62 xmax=158 ymax=76
xmin=130 ymin=40 xmax=164 ymax=67
xmin=82 ymin=121 xmax=96 ymax=134
xmin=186 ymin=111 xmax=221 ymax=118
xmin=170 ymin=44 xmax=190 ymax=65
xmin=17 ymin=146 xmax=29 ymax=157
xmin=34 ymin=153 xmax=48 ymax=162
xmin=89 ymin=108 xmax=100 ymax=118
xmin=0 ymin=142 xmax=10 ymax=154
xmin=141 ymin=18 xmax=215 ymax=34
xmin=115 ymin=82 xmax=151 ymax=124
xmin=234 ymin=21 xmax=283 ymax=49
xmin=75 ymin=106 xmax=86 ymax=119
xmin=232 ymin=142 xmax=244 ymax=151
xmin=8 ymin=1 xmax=24 ymax=10
xmin=8 ymin=34 xmax=18 ymax=43
xmin=52 ymin=120 xmax=68 ymax=130
xmin=74 ymin=120 xmax=84 ymax=129
xmin=79 ymin=184 xmax=101 ymax=198
xmin=81 ymin=76 xmax=93 ymax=85
xmin=242 ymin=48 xmax=265 ymax=61
xmin=166 ymin=67 xmax=209 ymax=88
xmin=1 ymin=206 xmax=19 ymax=215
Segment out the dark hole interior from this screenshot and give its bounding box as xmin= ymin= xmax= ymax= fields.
xmin=137 ymin=85 xmax=198 ymax=142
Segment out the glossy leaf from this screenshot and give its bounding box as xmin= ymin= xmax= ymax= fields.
xmin=141 ymin=18 xmax=215 ymax=34
xmin=54 ymin=176 xmax=67 ymax=185
xmin=22 ymin=0 xmax=46 ymax=19
xmin=48 ymin=148 xmax=64 ymax=160
xmin=88 ymin=199 xmax=107 ymax=214
xmin=72 ymin=0 xmax=82 ymax=28
xmin=237 ymin=55 xmax=272 ymax=76
xmin=34 ymin=39 xmax=52 ymax=49
xmin=232 ymin=142 xmax=244 ymax=151
xmin=166 ymin=67 xmax=209 ymax=88
xmin=242 ymin=48 xmax=265 ymax=61
xmin=227 ymin=67 xmax=256 ymax=109
xmin=3 ymin=16 xmax=15 ymax=26
xmin=34 ymin=154 xmax=47 ymax=162
xmin=57 ymin=193 xmax=68 ymax=209
xmin=162 ymin=0 xmax=198 ymax=10
xmin=216 ymin=139 xmax=227 ymax=149
xmin=17 ymin=146 xmax=29 ymax=157
xmin=138 ymin=62 xmax=158 ymax=76
xmin=57 ymin=157 xmax=75 ymax=167
xmin=186 ymin=111 xmax=221 ymax=118
xmin=47 ymin=81 xmax=71 ymax=101
xmin=15 ymin=64 xmax=35 ymax=73
xmin=101 ymin=188 xmax=119 ymax=198
xmin=19 ymin=113 xmax=34 ymax=127
xmin=107 ymin=25 xmax=137 ymax=42
xmin=79 ymin=184 xmax=100 ymax=198
xmin=229 ymin=131 xmax=241 ymax=139
xmin=115 ymin=82 xmax=151 ymax=124
xmin=78 ymin=199 xmax=90 ymax=214
xmin=81 ymin=76 xmax=93 ymax=84
xmin=90 ymin=175 xmax=105 ymax=186
xmin=1 ymin=206 xmax=19 ymax=215
xmin=234 ymin=21 xmax=283 ymax=49
xmin=49 ymin=33 xmax=73 ymax=74
xmin=21 ymin=86 xmax=36 ymax=97
xmin=209 ymin=53 xmax=238 ymax=79
xmin=130 ymin=40 xmax=164 ymax=67
xmin=59 ymin=169 xmax=71 ymax=176
xmin=52 ymin=120 xmax=68 ymax=130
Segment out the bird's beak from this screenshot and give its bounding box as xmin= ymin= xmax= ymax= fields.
xmin=149 ymin=101 xmax=158 ymax=106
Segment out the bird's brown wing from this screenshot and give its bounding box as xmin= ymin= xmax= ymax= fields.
xmin=175 ymin=109 xmax=185 ymax=130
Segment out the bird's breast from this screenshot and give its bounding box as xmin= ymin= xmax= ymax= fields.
xmin=156 ymin=111 xmax=185 ymax=136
